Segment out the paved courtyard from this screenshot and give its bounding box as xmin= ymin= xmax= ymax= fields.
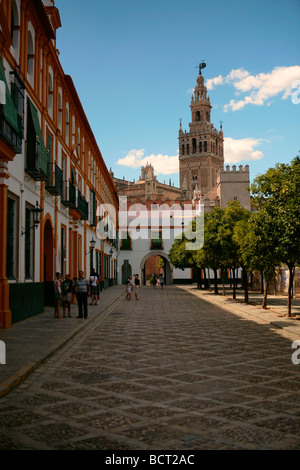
xmin=0 ymin=285 xmax=300 ymax=450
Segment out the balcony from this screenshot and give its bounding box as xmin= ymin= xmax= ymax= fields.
xmin=61 ymin=181 xmax=88 ymax=220
xmin=61 ymin=180 xmax=76 ymax=208
xmin=25 ymin=138 xmax=48 ymax=181
xmin=25 ymin=100 xmax=48 ymax=181
xmin=151 ymin=231 xmax=163 ymax=250
xmin=0 ymin=114 xmax=22 ymax=154
xmin=77 ymin=189 xmax=88 ymax=220
xmin=46 ymin=163 xmax=63 ymax=196
xmin=0 ymin=58 xmax=24 ymax=155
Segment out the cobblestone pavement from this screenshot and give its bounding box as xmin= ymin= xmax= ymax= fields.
xmin=0 ymin=285 xmax=300 ymax=450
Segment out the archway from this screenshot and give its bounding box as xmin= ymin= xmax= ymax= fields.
xmin=140 ymin=251 xmax=173 ymax=286
xmin=43 ymin=218 xmax=54 ymax=306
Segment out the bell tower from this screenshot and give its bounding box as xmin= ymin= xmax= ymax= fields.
xmin=179 ymin=63 xmax=224 ymax=199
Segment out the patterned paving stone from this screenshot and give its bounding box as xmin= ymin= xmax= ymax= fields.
xmin=0 ymin=286 xmax=300 ymax=450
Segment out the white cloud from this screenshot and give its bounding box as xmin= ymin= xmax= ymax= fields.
xmin=206 ymin=74 xmax=224 ymax=90
xmin=206 ymin=66 xmax=300 ymax=111
xmin=224 ymin=137 xmax=264 ymax=163
xmin=117 ymin=149 xmax=179 ymax=175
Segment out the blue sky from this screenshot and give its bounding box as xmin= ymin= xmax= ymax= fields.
xmin=54 ymin=0 xmax=300 ymax=187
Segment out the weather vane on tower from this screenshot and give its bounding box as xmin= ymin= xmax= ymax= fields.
xmin=196 ymin=61 xmax=206 ymax=75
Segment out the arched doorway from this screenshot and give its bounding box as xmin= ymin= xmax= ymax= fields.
xmin=122 ymin=260 xmax=132 ymax=284
xmin=140 ymin=251 xmax=173 ymax=286
xmin=43 ymin=218 xmax=54 ymax=306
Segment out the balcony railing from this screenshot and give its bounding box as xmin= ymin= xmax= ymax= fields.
xmin=25 ymin=138 xmax=48 ymax=181
xmin=0 ymin=115 xmax=22 ymax=154
xmin=77 ymin=189 xmax=88 ymax=220
xmin=46 ymin=163 xmax=63 ymax=196
xmin=151 ymin=241 xmax=163 ymax=250
xmin=61 ymin=180 xmax=76 ymax=208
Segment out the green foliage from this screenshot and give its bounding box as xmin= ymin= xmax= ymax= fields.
xmin=168 ymin=156 xmax=299 ymax=312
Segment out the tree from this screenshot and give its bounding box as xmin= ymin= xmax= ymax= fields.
xmin=219 ymin=201 xmax=251 ymax=300
xmin=200 ymin=208 xmax=225 ymax=295
xmin=238 ymin=210 xmax=281 ymax=309
xmin=251 ymin=156 xmax=300 ymax=316
xmin=233 ymin=218 xmax=251 ymax=303
xmin=169 ymin=236 xmax=197 ymax=271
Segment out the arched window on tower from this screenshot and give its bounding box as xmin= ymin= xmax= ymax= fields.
xmin=195 ymin=111 xmax=201 ymax=121
xmin=199 ymin=141 xmax=202 ymax=153
xmin=206 ymin=111 xmax=210 ymax=121
xmin=182 ymin=144 xmax=185 ymax=155
xmin=204 ymin=141 xmax=207 ymax=153
xmin=192 ymin=138 xmax=196 ymax=154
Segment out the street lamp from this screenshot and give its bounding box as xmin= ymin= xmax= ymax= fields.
xmin=86 ymin=237 xmax=96 ymax=255
xmin=21 ymin=201 xmax=43 ymax=236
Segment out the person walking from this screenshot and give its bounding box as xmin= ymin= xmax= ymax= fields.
xmin=153 ymin=273 xmax=157 ymax=288
xmin=126 ymin=275 xmax=133 ymax=300
xmin=89 ymin=268 xmax=99 ymax=306
xmin=54 ymin=272 xmax=62 ymax=319
xmin=159 ymin=274 xmax=164 ymax=289
xmin=72 ymin=277 xmax=78 ymax=304
xmin=76 ymin=270 xmax=90 ymax=319
xmin=61 ymin=274 xmax=73 ymax=317
xmin=134 ymin=274 xmax=140 ymax=300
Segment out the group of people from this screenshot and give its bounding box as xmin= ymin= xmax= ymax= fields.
xmin=54 ymin=268 xmax=100 ymax=320
xmin=125 ymin=274 xmax=140 ymax=301
xmin=152 ymin=273 xmax=164 ymax=289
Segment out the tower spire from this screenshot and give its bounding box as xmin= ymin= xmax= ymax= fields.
xmin=196 ymin=61 xmax=206 ymax=75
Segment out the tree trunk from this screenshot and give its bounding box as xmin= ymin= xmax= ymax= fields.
xmin=250 ymin=271 xmax=254 ymax=291
xmin=197 ymin=268 xmax=201 ymax=289
xmin=203 ymin=268 xmax=207 ymax=290
xmin=213 ymin=268 xmax=218 ymax=295
xmin=222 ymin=267 xmax=226 ymax=296
xmin=232 ymin=268 xmax=236 ymax=300
xmin=208 ymin=269 xmax=211 ymax=292
xmin=261 ymin=271 xmax=264 ymax=294
xmin=243 ymin=268 xmax=248 ymax=303
xmin=288 ymin=264 xmax=294 ymax=317
xmin=262 ymin=278 xmax=268 ymax=309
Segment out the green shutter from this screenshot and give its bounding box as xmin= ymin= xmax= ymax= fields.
xmin=152 ymin=231 xmax=162 ymax=248
xmin=28 ymin=100 xmax=48 ymax=176
xmin=0 ymin=56 xmax=19 ymax=133
xmin=122 ymin=232 xmax=131 ymax=250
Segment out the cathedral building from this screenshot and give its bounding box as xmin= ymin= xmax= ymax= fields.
xmin=112 ymin=65 xmax=251 ymax=285
xmin=179 ymin=64 xmax=224 ymax=201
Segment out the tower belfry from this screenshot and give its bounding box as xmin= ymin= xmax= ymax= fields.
xmin=179 ymin=64 xmax=224 ymax=199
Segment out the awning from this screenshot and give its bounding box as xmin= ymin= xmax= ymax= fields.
xmin=0 ymin=56 xmax=19 ymax=133
xmin=28 ymin=100 xmax=48 ymax=176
